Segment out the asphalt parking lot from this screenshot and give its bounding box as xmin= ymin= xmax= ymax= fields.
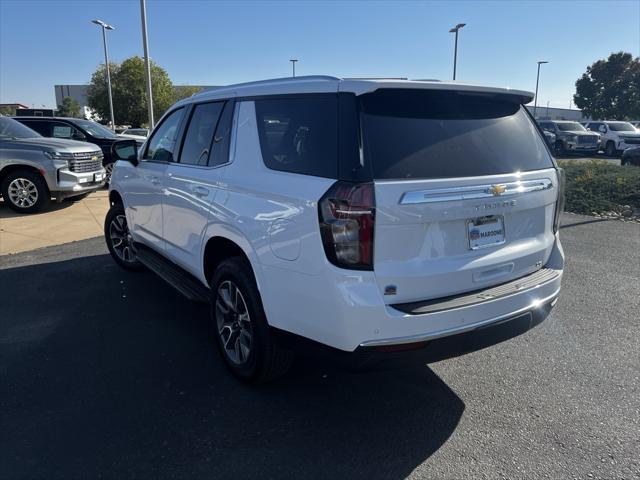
xmin=1 ymin=213 xmax=638 ymax=480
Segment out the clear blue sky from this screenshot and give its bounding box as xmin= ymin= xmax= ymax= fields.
xmin=1 ymin=0 xmax=638 ymax=109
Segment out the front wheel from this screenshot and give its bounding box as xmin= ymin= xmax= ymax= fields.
xmin=555 ymin=140 xmax=565 ymax=157
xmin=1 ymin=170 xmax=50 ymax=213
xmin=104 ymin=162 xmax=115 ymax=185
xmin=104 ymin=203 xmax=144 ymax=271
xmin=210 ymin=257 xmax=293 ymax=383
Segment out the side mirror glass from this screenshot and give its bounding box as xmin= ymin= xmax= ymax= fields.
xmin=111 ymin=139 xmax=139 ymax=166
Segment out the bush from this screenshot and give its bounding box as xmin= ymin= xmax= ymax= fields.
xmin=558 ymin=160 xmax=640 ymax=214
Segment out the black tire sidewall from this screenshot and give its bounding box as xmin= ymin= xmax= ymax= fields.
xmin=1 ymin=170 xmax=50 ymax=213
xmin=104 ymin=203 xmax=143 ymax=271
xmin=209 ymin=258 xmax=273 ymax=381
xmin=606 ymin=142 xmax=616 ymax=157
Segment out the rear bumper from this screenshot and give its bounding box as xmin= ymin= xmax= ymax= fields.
xmin=275 ymin=296 xmax=556 ymax=369
xmin=260 ymin=236 xmax=564 ymax=353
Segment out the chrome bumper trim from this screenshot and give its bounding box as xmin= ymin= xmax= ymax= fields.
xmin=359 ymin=286 xmax=561 ymax=348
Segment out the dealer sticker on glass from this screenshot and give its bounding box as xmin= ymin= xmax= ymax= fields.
xmin=467 ymin=215 xmax=505 ymax=250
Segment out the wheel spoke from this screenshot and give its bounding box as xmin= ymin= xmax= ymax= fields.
xmin=215 ymin=280 xmax=252 ymax=365
xmin=219 ymin=285 xmax=235 ymax=313
xmin=224 ymin=328 xmax=240 ymax=351
xmin=111 ymin=237 xmax=124 ymax=248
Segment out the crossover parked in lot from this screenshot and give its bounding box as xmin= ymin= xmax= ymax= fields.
xmin=584 ymin=121 xmax=640 ymax=157
xmin=106 ymin=76 xmax=565 ymax=383
xmin=0 ymin=117 xmax=105 ymax=213
xmin=539 ymin=120 xmax=599 ymax=155
xmin=13 ymin=116 xmax=144 ymax=183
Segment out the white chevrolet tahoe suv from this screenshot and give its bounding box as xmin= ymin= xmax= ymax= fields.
xmin=105 ymin=76 xmax=565 ymax=383
xmin=584 ymin=121 xmax=640 ymax=157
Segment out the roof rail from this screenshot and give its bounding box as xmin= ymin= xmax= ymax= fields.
xmin=190 ymin=75 xmax=341 ymax=97
xmin=343 ymin=77 xmax=408 ymax=80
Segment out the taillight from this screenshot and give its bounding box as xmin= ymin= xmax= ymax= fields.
xmin=319 ymin=182 xmax=375 ymax=270
xmin=553 ymin=167 xmax=565 ymax=233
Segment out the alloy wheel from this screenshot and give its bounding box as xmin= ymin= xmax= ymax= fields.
xmin=215 ymin=280 xmax=253 ymax=365
xmin=105 ymin=163 xmax=114 ymax=184
xmin=109 ymin=214 xmax=135 ymax=263
xmin=7 ymin=178 xmax=38 ymax=208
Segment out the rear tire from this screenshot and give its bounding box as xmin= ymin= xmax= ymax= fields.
xmin=210 ymin=257 xmax=293 ymax=384
xmin=1 ymin=170 xmax=50 ymax=213
xmin=104 ymin=203 xmax=144 ymax=271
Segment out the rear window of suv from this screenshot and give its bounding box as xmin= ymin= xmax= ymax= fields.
xmin=360 ymin=89 xmax=554 ymax=179
xmin=254 ymin=95 xmax=338 ymax=178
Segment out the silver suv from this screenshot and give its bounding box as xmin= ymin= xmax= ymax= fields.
xmin=0 ymin=117 xmax=106 ymax=213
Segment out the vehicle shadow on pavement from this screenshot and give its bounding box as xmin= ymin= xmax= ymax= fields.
xmin=0 ymin=197 xmax=77 ymax=219
xmin=0 ymin=254 xmax=464 ymax=480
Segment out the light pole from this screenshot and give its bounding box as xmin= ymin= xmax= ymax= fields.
xmin=91 ymin=19 xmax=116 ymax=130
xmin=533 ymin=60 xmax=549 ymax=119
xmin=140 ymin=0 xmax=154 ymax=129
xmin=449 ymin=23 xmax=466 ymax=80
xmin=290 ymin=59 xmax=298 ymax=77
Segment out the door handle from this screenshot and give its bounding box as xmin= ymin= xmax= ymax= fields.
xmin=192 ymin=185 xmax=209 ymax=197
xmin=149 ymin=176 xmax=160 ymax=185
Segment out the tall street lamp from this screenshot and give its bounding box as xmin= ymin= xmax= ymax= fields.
xmin=290 ymin=59 xmax=298 ymax=77
xmin=449 ymin=23 xmax=466 ymax=80
xmin=91 ymin=19 xmax=116 ymax=130
xmin=533 ymin=60 xmax=549 ymax=119
xmin=140 ymin=0 xmax=154 ymax=129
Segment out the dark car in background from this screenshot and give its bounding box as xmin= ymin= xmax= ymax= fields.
xmin=12 ymin=116 xmax=143 ymax=183
xmin=538 ymin=120 xmax=599 ymax=156
xmin=622 ymin=146 xmax=640 ymax=166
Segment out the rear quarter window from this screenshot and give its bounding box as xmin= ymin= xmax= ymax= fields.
xmin=360 ymin=89 xmax=554 ymax=179
xmin=254 ymin=95 xmax=338 ymax=178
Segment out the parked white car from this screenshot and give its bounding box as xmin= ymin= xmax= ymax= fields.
xmin=105 ymin=76 xmax=565 ymax=383
xmin=584 ymin=121 xmax=640 ymax=156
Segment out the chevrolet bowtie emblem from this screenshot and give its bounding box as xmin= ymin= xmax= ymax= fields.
xmin=488 ymin=184 xmax=507 ymax=196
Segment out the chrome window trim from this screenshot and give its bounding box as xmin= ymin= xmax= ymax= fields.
xmin=399 ymin=178 xmax=553 ymax=205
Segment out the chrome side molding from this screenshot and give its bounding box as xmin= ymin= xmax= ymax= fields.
xmin=399 ymin=178 xmax=553 ymax=205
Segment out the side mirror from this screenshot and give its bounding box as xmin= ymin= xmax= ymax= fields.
xmin=72 ymin=131 xmax=86 ymax=141
xmin=599 ymin=125 xmax=607 ymax=133
xmin=111 ymin=139 xmax=139 ymax=166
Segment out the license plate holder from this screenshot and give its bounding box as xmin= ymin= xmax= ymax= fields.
xmin=467 ymin=215 xmax=505 ymax=250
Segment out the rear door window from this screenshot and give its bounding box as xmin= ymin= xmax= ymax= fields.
xmin=210 ymin=100 xmax=235 ymax=167
xmin=179 ymin=102 xmax=224 ymax=166
xmin=360 ymin=89 xmax=554 ymax=179
xmin=254 ymin=95 xmax=338 ymax=178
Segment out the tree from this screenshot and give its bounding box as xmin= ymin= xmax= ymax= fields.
xmin=574 ymin=52 xmax=640 ymax=120
xmin=174 ymin=85 xmax=202 ymax=102
xmin=56 ymin=96 xmax=81 ymax=117
xmin=87 ymin=56 xmax=176 ymax=127
xmin=0 ymin=106 xmax=16 ymax=116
